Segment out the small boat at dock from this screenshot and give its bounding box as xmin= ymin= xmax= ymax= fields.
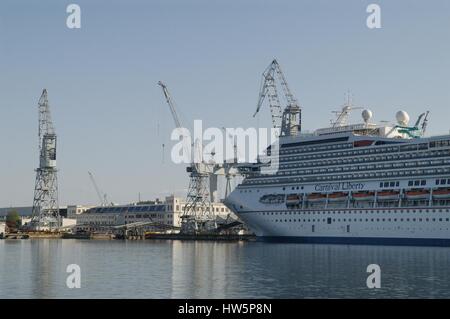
xmin=62 ymin=230 xmax=91 ymax=239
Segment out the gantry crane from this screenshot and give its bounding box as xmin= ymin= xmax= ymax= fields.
xmin=157 ymin=81 xmax=216 ymax=234
xmin=253 ymin=59 xmax=301 ymax=137
xmin=29 ymin=89 xmax=60 ymax=231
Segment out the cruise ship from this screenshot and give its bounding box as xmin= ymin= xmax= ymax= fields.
xmin=225 ymin=101 xmax=450 ymax=246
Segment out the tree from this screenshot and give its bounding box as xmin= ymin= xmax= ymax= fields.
xmin=6 ymin=210 xmax=21 ymax=233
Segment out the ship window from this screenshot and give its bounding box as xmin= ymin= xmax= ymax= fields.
xmin=441 ymin=179 xmax=446 ymax=185
xmin=396 ymin=181 xmax=400 ymax=187
xmin=421 ymin=180 xmax=426 ymax=186
xmin=414 ymin=180 xmax=420 ymax=186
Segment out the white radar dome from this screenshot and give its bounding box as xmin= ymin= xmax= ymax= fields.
xmin=396 ymin=110 xmax=410 ymax=126
xmin=362 ymin=109 xmax=373 ymax=123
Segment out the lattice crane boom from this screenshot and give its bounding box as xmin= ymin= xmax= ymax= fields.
xmin=88 ymin=171 xmax=108 ymax=206
xmin=30 ymin=89 xmax=60 ymax=231
xmin=157 ymin=81 xmax=216 ymax=234
xmin=158 ymin=81 xmax=182 ymax=129
xmin=253 ymin=59 xmax=301 ymax=136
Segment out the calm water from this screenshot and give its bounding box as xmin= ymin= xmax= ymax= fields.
xmin=1 ymin=239 xmax=450 ymax=298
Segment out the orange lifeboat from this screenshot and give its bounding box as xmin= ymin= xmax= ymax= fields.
xmin=286 ymin=194 xmax=301 ymax=205
xmin=433 ymin=188 xmax=450 ymax=199
xmin=328 ymin=192 xmax=348 ymax=202
xmin=377 ymin=190 xmax=400 ymax=200
xmin=405 ymin=189 xmax=430 ymax=200
xmin=307 ymin=193 xmax=327 ymax=202
xmin=352 ymin=191 xmax=375 ymax=201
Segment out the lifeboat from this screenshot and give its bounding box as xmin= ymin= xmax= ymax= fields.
xmin=328 ymin=192 xmax=348 ymax=202
xmin=354 ymin=140 xmax=374 ymax=148
xmin=377 ymin=190 xmax=400 ymax=200
xmin=352 ymin=191 xmax=375 ymax=201
xmin=259 ymin=194 xmax=285 ymax=204
xmin=286 ymin=194 xmax=301 ymax=205
xmin=307 ymin=193 xmax=327 ymax=202
xmin=405 ymin=189 xmax=430 ymax=200
xmin=433 ymin=188 xmax=450 ymax=199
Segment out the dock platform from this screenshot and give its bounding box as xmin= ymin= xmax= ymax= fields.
xmin=144 ymin=233 xmax=256 ymax=241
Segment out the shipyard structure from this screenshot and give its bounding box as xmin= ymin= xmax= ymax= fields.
xmin=2 ymin=196 xmax=237 ymax=236
xmin=70 ymin=196 xmax=235 ymax=233
xmin=1 ymin=87 xmax=245 ymax=239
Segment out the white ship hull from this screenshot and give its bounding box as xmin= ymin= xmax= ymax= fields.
xmin=225 ymin=132 xmax=450 ymax=246
xmin=235 ymin=208 xmax=450 ymax=245
xmin=226 ymin=188 xmax=450 ymax=245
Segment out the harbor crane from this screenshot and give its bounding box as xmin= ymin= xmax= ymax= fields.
xmin=157 ymin=81 xmax=217 ymax=234
xmin=219 ymin=127 xmax=240 ymax=198
xmin=253 ymin=59 xmax=301 ymax=137
xmin=158 ymin=81 xmax=182 ymax=130
xmin=88 ymin=171 xmax=110 ymax=206
xmin=29 ymin=89 xmax=60 ymax=231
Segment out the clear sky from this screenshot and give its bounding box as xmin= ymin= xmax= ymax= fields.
xmin=0 ymin=0 xmax=449 ymax=207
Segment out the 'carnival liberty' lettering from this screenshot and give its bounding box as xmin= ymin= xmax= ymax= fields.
xmin=314 ymin=182 xmax=364 ymax=192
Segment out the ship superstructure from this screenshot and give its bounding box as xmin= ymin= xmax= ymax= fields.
xmin=226 ymin=106 xmax=450 ymax=245
xmin=225 ymin=62 xmax=450 ymax=245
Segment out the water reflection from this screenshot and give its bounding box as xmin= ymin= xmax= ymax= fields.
xmin=170 ymin=241 xmax=229 ymax=298
xmin=1 ymin=239 xmax=450 ymax=298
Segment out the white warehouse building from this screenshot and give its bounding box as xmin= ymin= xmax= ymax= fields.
xmin=75 ymin=196 xmax=236 ymax=231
